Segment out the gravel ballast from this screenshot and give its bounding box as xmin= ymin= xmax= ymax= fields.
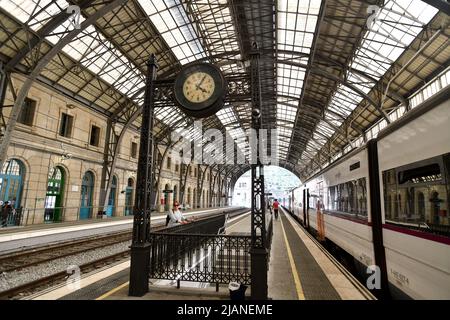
xmin=0 ymin=241 xmax=130 ymax=292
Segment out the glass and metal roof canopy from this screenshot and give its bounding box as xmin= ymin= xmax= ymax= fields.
xmin=0 ymin=0 xmax=448 ymax=181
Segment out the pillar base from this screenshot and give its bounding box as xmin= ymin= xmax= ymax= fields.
xmin=129 ymin=243 xmax=151 ymax=297
xmin=250 ymin=247 xmax=268 ymax=300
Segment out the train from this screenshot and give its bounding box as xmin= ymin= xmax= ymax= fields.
xmin=286 ymin=88 xmax=450 ymax=299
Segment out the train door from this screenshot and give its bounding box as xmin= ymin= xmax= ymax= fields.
xmin=303 ymin=188 xmax=309 ymax=229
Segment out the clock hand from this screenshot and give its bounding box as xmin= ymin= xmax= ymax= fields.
xmin=198 ymin=75 xmax=207 ymax=87
xmin=195 ymin=75 xmax=207 ymax=90
xmin=197 ymin=86 xmax=208 ymax=93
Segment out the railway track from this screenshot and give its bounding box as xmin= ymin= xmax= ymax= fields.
xmin=0 ymin=231 xmax=132 ymax=273
xmin=0 ymin=250 xmax=131 ymax=300
xmin=0 ymin=209 xmax=239 ymax=273
xmin=0 ymin=208 xmax=248 ymax=299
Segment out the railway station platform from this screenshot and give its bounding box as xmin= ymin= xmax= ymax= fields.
xmin=0 ymin=207 xmax=233 ymax=253
xmin=28 ymin=207 xmax=374 ymax=300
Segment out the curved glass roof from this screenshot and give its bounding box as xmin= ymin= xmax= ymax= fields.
xmin=0 ymin=0 xmax=446 ymax=180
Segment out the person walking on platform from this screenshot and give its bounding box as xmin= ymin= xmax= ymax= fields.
xmin=273 ymin=199 xmax=280 ymax=220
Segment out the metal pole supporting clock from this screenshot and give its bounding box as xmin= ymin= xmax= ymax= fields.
xmin=249 ymin=42 xmax=268 ymax=300
xmin=129 ymin=54 xmax=158 ymax=296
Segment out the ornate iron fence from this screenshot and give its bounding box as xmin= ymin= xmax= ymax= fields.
xmin=149 ymin=233 xmax=252 ymax=286
xmin=1 ymin=207 xmax=23 ymax=227
xmin=147 ymin=209 xmax=274 ymax=289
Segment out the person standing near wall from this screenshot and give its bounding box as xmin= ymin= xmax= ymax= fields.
xmin=1 ymin=201 xmax=11 ymax=227
xmin=0 ymin=201 xmax=6 ymax=227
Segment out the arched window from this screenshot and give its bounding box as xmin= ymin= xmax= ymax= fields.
xmin=45 ymin=166 xmax=65 ymax=222
xmin=187 ymin=187 xmax=191 ymax=208
xmin=202 ymin=190 xmax=205 ymax=208
xmin=430 ymin=191 xmax=440 ymax=224
xmin=387 ymin=195 xmax=392 ymax=219
xmin=80 ymin=171 xmax=94 ymax=219
xmin=106 ymin=176 xmax=118 ymax=217
xmin=173 ymin=185 xmax=178 ymax=202
xmin=164 ymin=183 xmax=170 ymax=211
xmin=0 ymin=159 xmax=24 ymax=208
xmin=125 ymin=178 xmax=134 ymax=216
xmin=193 ymin=188 xmax=197 ymax=208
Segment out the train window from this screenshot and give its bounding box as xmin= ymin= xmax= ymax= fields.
xmin=325 ymin=177 xmax=367 ymax=219
xmin=383 ymin=153 xmax=450 ymax=238
xmin=309 ymin=194 xmax=317 ymax=209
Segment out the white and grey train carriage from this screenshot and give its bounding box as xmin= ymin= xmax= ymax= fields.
xmin=287 ymin=88 xmax=450 ymax=299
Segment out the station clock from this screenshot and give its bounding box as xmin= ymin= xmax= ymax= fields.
xmin=173 ymin=62 xmax=227 ymax=118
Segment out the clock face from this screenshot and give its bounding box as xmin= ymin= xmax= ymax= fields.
xmin=174 ymin=62 xmax=227 ymax=118
xmin=183 ymin=72 xmax=216 ymax=103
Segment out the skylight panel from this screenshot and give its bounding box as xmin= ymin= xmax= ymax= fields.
xmin=352 ymin=0 xmax=438 ymax=78
xmin=277 ymin=104 xmax=297 ymax=122
xmin=316 ymin=121 xmax=334 ymax=138
xmin=0 ymin=0 xmax=68 ymax=31
xmin=138 ymin=0 xmax=206 ymax=64
xmin=300 ymin=0 xmax=438 ymax=173
xmin=216 ymin=108 xmax=238 ymax=126
xmin=277 ymin=0 xmax=322 ymax=159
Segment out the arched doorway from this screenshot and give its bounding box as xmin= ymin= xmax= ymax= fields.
xmin=0 ymin=159 xmax=24 ymax=208
xmin=164 ymin=183 xmax=170 ymax=211
xmin=202 ymin=190 xmax=205 ymax=208
xmin=80 ymin=171 xmax=94 ymax=219
xmin=193 ymin=188 xmax=197 ymax=208
xmin=44 ymin=166 xmax=65 ymax=222
xmin=187 ymin=187 xmax=191 ymax=209
xmin=173 ymin=185 xmax=178 ymax=203
xmin=125 ymin=178 xmax=134 ymax=216
xmin=106 ymin=176 xmax=117 ymax=217
xmin=0 ymin=159 xmax=24 ymax=226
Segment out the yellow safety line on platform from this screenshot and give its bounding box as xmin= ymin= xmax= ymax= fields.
xmin=96 ymin=281 xmax=129 ymax=300
xmin=280 ymin=214 xmax=305 ymax=300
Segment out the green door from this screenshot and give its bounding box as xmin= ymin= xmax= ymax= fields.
xmin=45 ymin=167 xmax=65 ymax=222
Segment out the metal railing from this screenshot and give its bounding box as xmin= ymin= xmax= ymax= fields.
xmin=1 ymin=207 xmax=23 ymax=227
xmin=18 ymin=205 xmax=134 ymax=226
xmin=149 ymin=209 xmax=252 ymax=288
xmin=149 ymin=233 xmax=252 ymax=287
xmin=12 ymin=205 xmax=233 ymax=227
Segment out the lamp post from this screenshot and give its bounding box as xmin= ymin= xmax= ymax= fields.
xmin=129 ymin=54 xmax=158 ymax=296
xmin=249 ymin=42 xmax=268 ymax=300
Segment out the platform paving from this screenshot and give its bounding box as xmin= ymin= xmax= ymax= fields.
xmin=36 ymin=208 xmax=372 ymax=300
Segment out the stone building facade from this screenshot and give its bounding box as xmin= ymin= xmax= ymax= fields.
xmin=0 ymin=74 xmax=231 ymax=225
